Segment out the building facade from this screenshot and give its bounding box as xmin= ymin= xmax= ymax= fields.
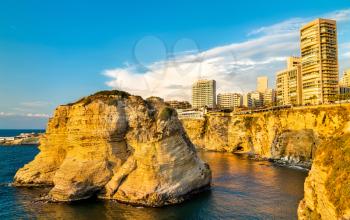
xmin=192 ymin=79 xmax=216 ymax=108
xmin=165 ymin=100 xmax=191 ymax=109
xmin=250 ymin=91 xmax=263 ymax=108
xmin=339 ymin=86 xmax=350 ymax=95
xmin=217 ymin=93 xmax=242 ymax=109
xmin=340 ymin=69 xmax=350 ymax=87
xmin=287 ymin=56 xmax=301 ymax=69
xmin=276 ymin=57 xmax=302 ymax=105
xmin=243 ymin=93 xmax=252 ymax=108
xmin=300 ymin=18 xmax=338 ymax=105
xmin=263 ymin=88 xmax=276 ymax=106
xmin=177 ymin=109 xmax=204 ymax=119
xmin=257 ymin=76 xmax=268 ymax=93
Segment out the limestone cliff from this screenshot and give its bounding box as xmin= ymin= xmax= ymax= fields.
xmin=298 ymin=125 xmax=350 ymax=219
xmin=182 ymin=106 xmax=350 ymax=167
xmin=13 ymin=90 xmax=211 ymax=206
xmin=182 ymin=105 xmax=350 ymax=219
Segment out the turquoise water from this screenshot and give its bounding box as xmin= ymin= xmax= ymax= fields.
xmin=0 ymin=144 xmax=308 ymax=219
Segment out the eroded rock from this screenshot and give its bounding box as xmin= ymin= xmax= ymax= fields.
xmin=13 ymin=90 xmax=211 ymax=206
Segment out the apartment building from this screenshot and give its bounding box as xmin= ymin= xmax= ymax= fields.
xmin=243 ymin=93 xmax=252 ymax=108
xmin=263 ymin=88 xmax=276 ymax=106
xmin=250 ymin=91 xmax=263 ymax=108
xmin=300 ymin=18 xmax=338 ymax=105
xmin=192 ymin=79 xmax=216 ymax=108
xmin=276 ymin=57 xmax=302 ymax=105
xmin=217 ymin=93 xmax=242 ymax=109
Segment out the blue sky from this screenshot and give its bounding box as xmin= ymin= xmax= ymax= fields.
xmin=1 ymin=0 xmax=350 ymax=129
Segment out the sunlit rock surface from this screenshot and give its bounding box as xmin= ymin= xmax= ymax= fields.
xmin=298 ymin=126 xmax=350 ymax=220
xmin=182 ymin=106 xmax=349 ymax=167
xmin=182 ymin=105 xmax=350 ymax=219
xmin=13 ymin=91 xmax=211 ymax=206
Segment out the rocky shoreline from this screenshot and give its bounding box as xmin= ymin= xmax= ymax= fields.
xmin=233 ymin=151 xmax=311 ymax=170
xmin=0 ymin=134 xmax=41 ymax=146
xmin=10 ymin=90 xmax=350 ymax=218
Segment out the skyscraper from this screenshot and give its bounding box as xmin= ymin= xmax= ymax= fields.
xmin=192 ymin=79 xmax=216 ymax=108
xmin=300 ymin=18 xmax=338 ymax=105
xmin=257 ymin=76 xmax=268 ymax=93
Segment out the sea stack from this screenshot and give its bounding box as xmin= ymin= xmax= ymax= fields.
xmin=13 ymin=90 xmax=211 ymax=207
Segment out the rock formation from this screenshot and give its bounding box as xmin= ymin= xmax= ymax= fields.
xmin=13 ymin=90 xmax=211 ymax=206
xmin=182 ymin=106 xmax=349 ymax=167
xmin=182 ymin=105 xmax=350 ymax=219
xmin=298 ymin=124 xmax=350 ymax=219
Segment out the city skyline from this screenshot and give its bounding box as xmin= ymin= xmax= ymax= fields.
xmin=1 ymin=1 xmax=350 ymax=128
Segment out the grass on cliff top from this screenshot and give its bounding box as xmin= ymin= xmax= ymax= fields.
xmin=319 ymin=133 xmax=350 ymax=216
xmin=67 ymin=90 xmax=131 ymax=106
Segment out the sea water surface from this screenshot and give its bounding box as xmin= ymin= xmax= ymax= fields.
xmin=0 ymin=130 xmax=308 ymax=220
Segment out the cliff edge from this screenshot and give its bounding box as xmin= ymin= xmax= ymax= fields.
xmin=13 ymin=90 xmax=211 ymax=207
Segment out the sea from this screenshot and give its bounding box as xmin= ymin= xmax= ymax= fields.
xmin=0 ymin=129 xmax=308 ymax=220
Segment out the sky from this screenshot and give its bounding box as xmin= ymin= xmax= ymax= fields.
xmin=0 ymin=0 xmax=350 ymax=129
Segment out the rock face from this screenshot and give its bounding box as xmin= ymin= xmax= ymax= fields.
xmin=182 ymin=106 xmax=349 ymax=167
xmin=13 ymin=90 xmax=211 ymax=206
xmin=182 ymin=105 xmax=350 ymax=219
xmin=298 ymin=127 xmax=350 ymax=219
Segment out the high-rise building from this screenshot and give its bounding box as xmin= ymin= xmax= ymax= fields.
xmin=300 ymin=18 xmax=338 ymax=105
xmin=217 ymin=93 xmax=242 ymax=109
xmin=192 ymin=79 xmax=216 ymax=108
xmin=243 ymin=93 xmax=252 ymax=108
xmin=257 ymin=76 xmax=268 ymax=93
xmin=276 ymin=57 xmax=302 ymax=105
xmin=263 ymin=88 xmax=276 ymax=106
xmin=340 ymin=69 xmax=350 ymax=87
xmin=251 ymin=91 xmax=263 ymax=108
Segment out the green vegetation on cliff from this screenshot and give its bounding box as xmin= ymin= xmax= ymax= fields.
xmin=67 ymin=90 xmax=131 ymax=106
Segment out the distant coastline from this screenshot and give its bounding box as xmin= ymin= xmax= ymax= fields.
xmin=0 ymin=129 xmax=44 ymax=146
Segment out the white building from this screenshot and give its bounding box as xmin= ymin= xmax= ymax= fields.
xmin=192 ymin=79 xmax=216 ymax=108
xmin=177 ymin=109 xmax=204 ymax=119
xmin=217 ymin=93 xmax=242 ymax=109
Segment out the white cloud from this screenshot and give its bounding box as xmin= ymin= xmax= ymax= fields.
xmin=325 ymin=9 xmax=350 ymax=22
xmin=0 ymin=112 xmax=50 ymax=118
xmin=248 ymin=18 xmax=307 ymax=36
xmin=0 ymin=112 xmax=15 ymax=116
xmin=103 ymin=8 xmax=350 ymax=101
xmin=25 ymin=113 xmax=50 ymax=118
